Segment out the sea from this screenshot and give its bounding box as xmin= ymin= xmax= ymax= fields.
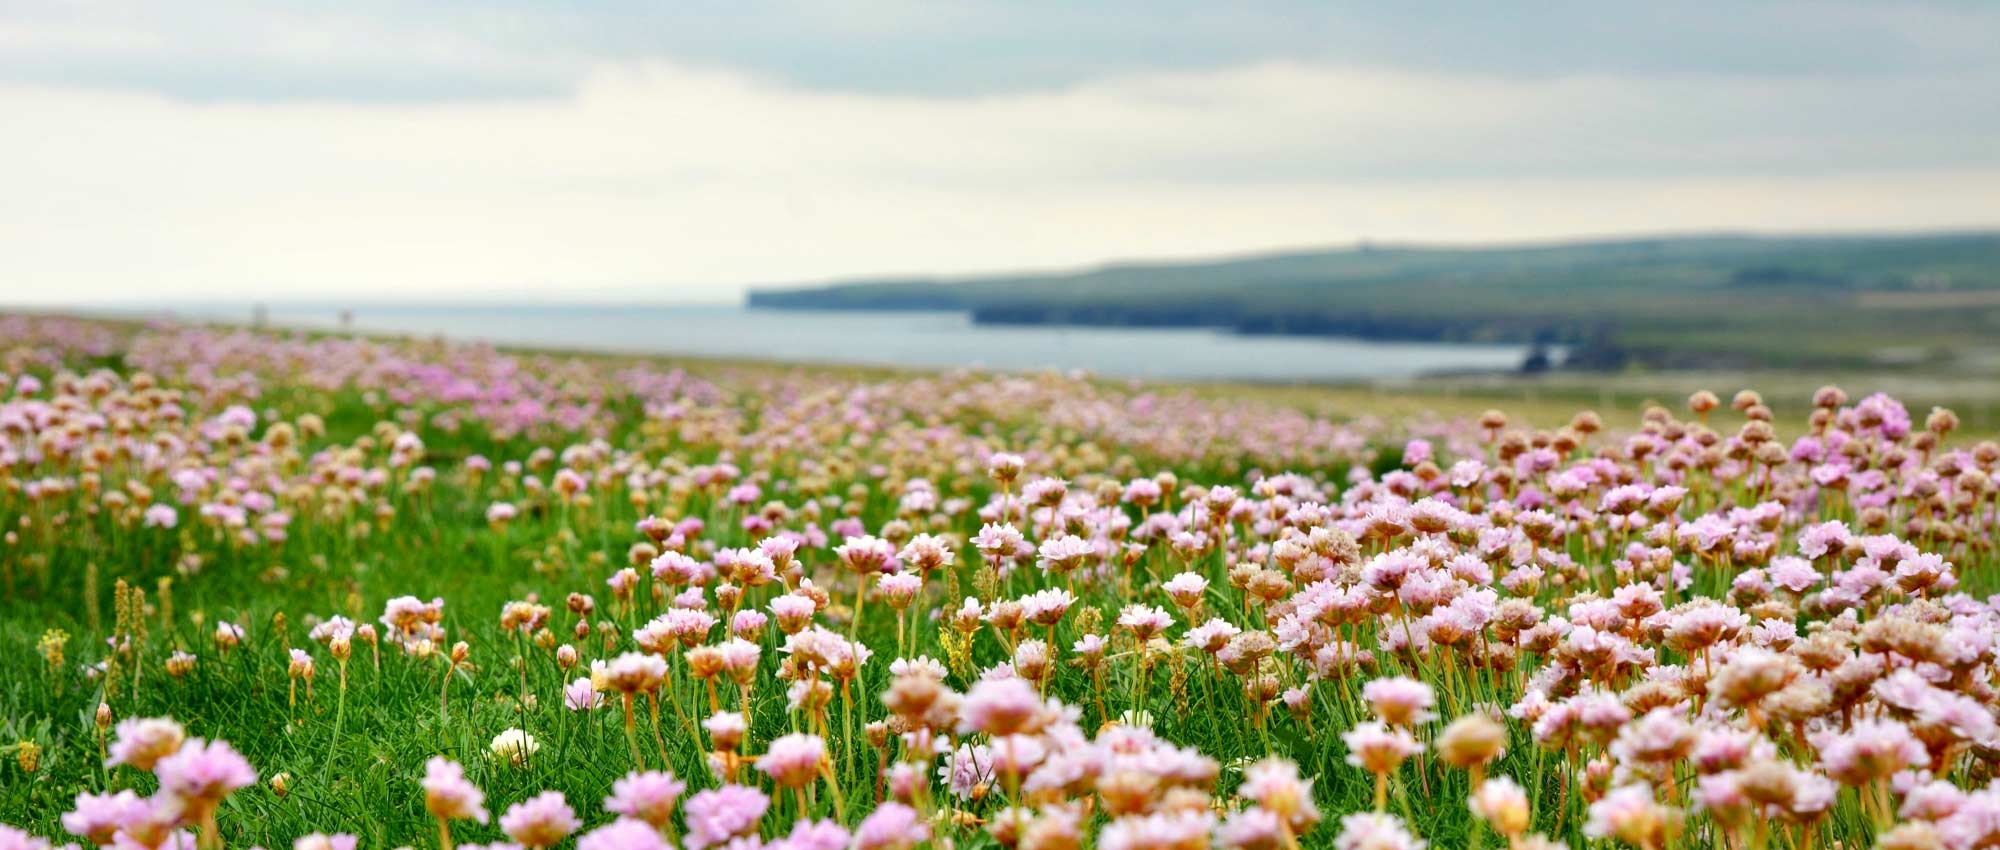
xmin=93 ymin=303 xmax=1543 ymax=383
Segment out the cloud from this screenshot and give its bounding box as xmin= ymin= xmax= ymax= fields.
xmin=0 ymin=57 xmax=1996 ymax=304
xmin=4 ymin=2 xmax=2000 ymax=101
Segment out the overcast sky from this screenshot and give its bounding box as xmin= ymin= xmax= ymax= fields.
xmin=4 ymin=1 xmax=1999 ymax=305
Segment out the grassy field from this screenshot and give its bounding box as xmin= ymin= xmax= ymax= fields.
xmin=0 ymin=314 xmax=1990 ymax=850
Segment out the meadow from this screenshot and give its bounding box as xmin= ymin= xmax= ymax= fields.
xmin=0 ymin=312 xmax=1991 ymax=850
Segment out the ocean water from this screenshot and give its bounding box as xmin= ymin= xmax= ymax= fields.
xmin=127 ymin=303 xmax=1540 ymax=383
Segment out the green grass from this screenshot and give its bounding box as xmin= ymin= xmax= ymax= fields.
xmin=0 ymin=329 xmax=1960 ymax=850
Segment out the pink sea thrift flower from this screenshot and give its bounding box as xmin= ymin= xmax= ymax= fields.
xmin=603 ymin=770 xmax=687 ymax=829
xmin=564 ymin=677 xmax=604 ymax=711
xmin=106 ymin=717 xmax=186 ymax=770
xmin=1332 ymin=813 xmax=1425 ymax=850
xmin=682 ymin=785 xmax=769 ymax=850
xmin=756 ymin=733 xmax=828 ymax=788
xmin=960 ymin=677 xmax=1046 ymax=736
xmin=1362 ymin=677 xmax=1437 ymax=726
xmin=293 ymin=834 xmax=358 ymax=850
xmin=154 ymin=738 xmax=257 ymax=808
xmin=62 ymin=789 xmax=152 ymax=845
xmin=853 ymin=801 xmax=929 ymax=850
xmin=423 ymin=757 xmax=489 ymax=823
xmin=575 ymin=819 xmax=667 ymax=850
xmin=499 ymin=791 xmax=580 ymax=849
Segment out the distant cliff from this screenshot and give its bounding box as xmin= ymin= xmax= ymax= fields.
xmin=747 ymin=232 xmax=2000 ymax=369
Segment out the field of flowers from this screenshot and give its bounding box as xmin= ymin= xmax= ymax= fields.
xmin=1 ymin=313 xmax=1992 ymax=850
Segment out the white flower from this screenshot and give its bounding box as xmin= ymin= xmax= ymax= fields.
xmin=490 ymin=728 xmax=540 ymax=766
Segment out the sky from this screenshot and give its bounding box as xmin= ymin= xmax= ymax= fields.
xmin=3 ymin=1 xmax=1999 ymax=305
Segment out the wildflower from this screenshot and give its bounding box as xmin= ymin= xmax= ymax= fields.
xmin=1437 ymin=713 xmax=1508 ymax=771
xmin=1099 ymin=810 xmax=1217 ymax=850
xmin=898 ymin=534 xmax=956 ymax=573
xmin=1036 ymin=535 xmax=1095 ymax=575
xmin=987 ymin=453 xmax=1026 ymax=482
xmin=1163 ymin=572 xmax=1209 ymax=610
xmin=777 ymin=819 xmax=851 ymax=850
xmin=1585 ymin=784 xmax=1678 ymax=850
xmin=1815 ymin=719 xmax=1927 ymax=785
xmin=854 ymin=802 xmax=930 ymax=850
xmin=880 ymin=572 xmax=924 ymax=609
xmin=1240 ymin=757 xmax=1321 ymax=831
xmin=1116 ymin=604 xmax=1174 ymax=641
xmin=154 ymin=737 xmax=257 ymax=809
xmin=601 ymin=653 xmax=668 ymax=695
xmin=681 ymin=784 xmax=769 ymax=850
xmin=1343 ymin=722 xmax=1423 ymax=775
xmin=106 ymin=716 xmax=184 ymax=770
xmin=62 ymin=789 xmax=152 ymax=845
xmin=941 ymin=743 xmax=995 ymax=800
xmin=756 ymin=733 xmax=828 ymax=788
xmin=423 ymin=757 xmax=489 ymax=823
xmin=1217 ymin=808 xmax=1285 ymax=850
xmin=489 ymin=729 xmax=540 ymax=766
xmin=575 ymin=819 xmax=667 ymax=850
xmin=293 ymin=834 xmax=358 ymax=850
xmin=1331 ymin=813 xmax=1426 ymax=850
xmin=564 ymin=677 xmax=604 ymax=711
xmin=604 ymin=770 xmax=686 ymax=830
xmin=1362 ymin=677 xmax=1437 ymax=727
xmin=1470 ymin=776 xmax=1531 ymax=837
xmin=0 ymin=829 xmax=51 ymax=850
xmin=960 ymin=677 xmax=1046 ymax=736
xmin=499 ymin=791 xmax=580 ymax=849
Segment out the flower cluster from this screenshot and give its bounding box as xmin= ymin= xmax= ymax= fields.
xmin=4 ymin=314 xmax=1998 ymax=850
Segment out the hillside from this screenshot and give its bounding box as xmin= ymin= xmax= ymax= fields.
xmin=748 ymin=232 xmax=2000 ymax=369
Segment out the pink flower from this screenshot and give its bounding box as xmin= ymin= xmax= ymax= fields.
xmin=603 ymin=770 xmax=686 ymax=829
xmin=1162 ymin=572 xmax=1209 ymax=608
xmin=1361 ymin=677 xmax=1437 ymax=726
xmin=1815 ymin=719 xmax=1927 ymax=785
xmin=1035 ymin=535 xmax=1095 ymax=575
xmin=106 ymin=717 xmax=185 ymax=770
xmin=0 ymin=826 xmax=52 ymax=850
xmin=1585 ymin=784 xmax=1669 ymax=846
xmin=897 ymin=534 xmax=955 ymax=573
xmin=564 ymin=677 xmax=605 ymax=712
xmin=1217 ymin=808 xmax=1284 ymax=850
xmin=1239 ymin=757 xmax=1320 ymax=829
xmin=1115 ymin=604 xmax=1173 ymax=641
xmin=1469 ymin=777 xmax=1530 ymax=835
xmin=879 ymin=573 xmax=924 ymax=609
xmin=854 ymin=802 xmax=930 ymax=850
xmin=423 ymin=757 xmax=489 ymax=823
xmin=834 ymin=535 xmax=898 ymax=574
xmin=703 ymin=711 xmax=749 ymax=752
xmin=1342 ymin=722 xmax=1423 ymax=775
xmin=1331 ymin=813 xmax=1425 ymax=850
xmin=960 ymin=677 xmax=1045 ymax=736
xmin=1100 ymin=811 xmax=1217 ymax=850
xmin=154 ymin=738 xmax=256 ymax=808
xmin=940 ymin=743 xmax=994 ymax=800
xmin=62 ymin=789 xmax=152 ymax=845
xmin=575 ymin=819 xmax=667 ymax=850
xmin=1019 ymin=588 xmax=1075 ymax=626
xmin=293 ymin=834 xmax=358 ymax=850
xmin=682 ymin=785 xmax=769 ymax=850
xmin=755 ymin=733 xmax=828 ymax=788
xmin=499 ymin=791 xmax=580 ymax=849
xmin=778 ymin=818 xmax=850 ymax=850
